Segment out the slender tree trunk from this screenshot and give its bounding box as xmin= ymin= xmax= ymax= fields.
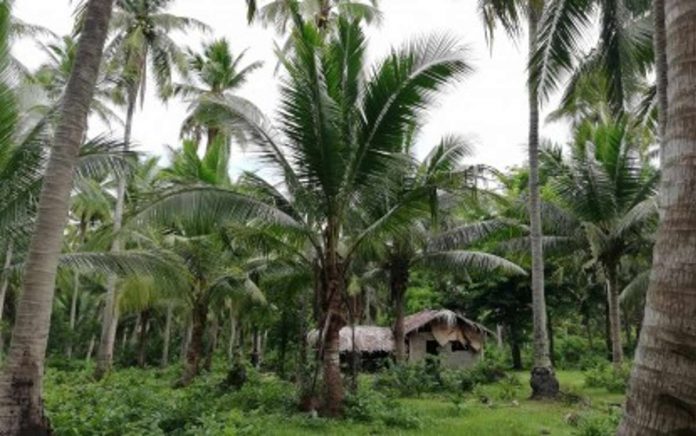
xmin=0 ymin=1 xmax=114 ymax=432
xmin=85 ymin=334 xmax=96 ymax=361
xmin=66 ymin=272 xmax=80 ymax=359
xmin=203 ymin=317 xmax=218 ymax=371
xmin=180 ymin=321 xmax=192 ymax=361
xmin=94 ymin=84 xmax=136 ymax=380
xmin=619 ymin=2 xmax=696 ymax=432
xmin=0 ymin=242 xmax=13 ymax=356
xmin=319 ymin=235 xmax=346 ymax=417
xmin=136 ymin=309 xmax=150 ymax=368
xmin=227 ymin=310 xmax=237 ymax=360
xmin=250 ymin=329 xmax=260 ymax=368
xmin=526 ymin=10 xmax=558 ymax=399
xmin=177 ymin=298 xmax=207 ymax=387
xmin=67 ymin=221 xmax=86 ymax=359
xmin=654 ymin=0 xmax=668 ymax=168
xmin=161 ymin=303 xmax=173 ymax=367
xmin=605 ymin=262 xmax=624 ymax=367
xmin=390 ymin=258 xmax=409 ymax=363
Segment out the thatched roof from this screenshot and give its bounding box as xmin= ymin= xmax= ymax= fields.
xmin=307 ymin=309 xmax=491 ymax=354
xmin=404 ymin=309 xmax=492 ymax=336
xmin=308 ymin=326 xmax=395 ymax=353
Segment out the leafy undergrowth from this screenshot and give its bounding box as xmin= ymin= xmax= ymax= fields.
xmin=44 ymin=362 xmax=625 ymax=436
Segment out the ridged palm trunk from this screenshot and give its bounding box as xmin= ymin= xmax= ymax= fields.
xmin=0 ymin=242 xmax=13 ymax=355
xmin=604 ymin=261 xmax=623 ymax=367
xmin=0 ymin=0 xmax=114 ymax=432
xmin=618 ymin=1 xmax=696 ymax=433
xmin=653 ymin=0 xmax=668 ymax=165
xmin=161 ymin=303 xmax=173 ymax=367
xmin=389 ymin=257 xmax=410 ymax=363
xmin=319 ymin=222 xmax=346 ymax=417
xmin=136 ymin=309 xmax=151 ymax=368
xmin=177 ymin=295 xmax=208 ymax=387
xmin=67 ymin=221 xmax=87 ymax=359
xmin=94 ymin=85 xmax=136 ymax=380
xmin=527 ymin=10 xmax=558 ymax=399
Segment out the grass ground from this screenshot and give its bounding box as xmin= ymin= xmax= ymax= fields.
xmin=44 ymin=365 xmax=623 ymax=435
xmin=267 ymin=372 xmax=623 ymax=436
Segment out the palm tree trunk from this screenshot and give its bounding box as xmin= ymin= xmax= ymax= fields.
xmin=66 ymin=272 xmax=80 ymax=359
xmin=320 ymin=256 xmax=346 ymax=417
xmin=527 ymin=10 xmax=558 ymax=399
xmin=227 ymin=310 xmax=237 ymax=360
xmin=203 ymin=317 xmax=218 ymax=371
xmin=67 ymin=221 xmax=87 ymax=359
xmin=618 ymin=2 xmax=696 ymax=432
xmin=0 ymin=0 xmax=114 ymax=432
xmin=94 ymin=85 xmax=137 ymax=380
xmin=653 ymin=0 xmax=668 ymax=167
xmin=0 ymin=242 xmax=13 ymax=355
xmin=605 ymin=262 xmax=624 ymax=367
xmin=390 ymin=258 xmax=409 ymax=363
xmin=85 ymin=334 xmax=96 ymax=361
xmin=161 ymin=303 xmax=173 ymax=367
xmin=136 ymin=309 xmax=150 ymax=368
xmin=177 ymin=297 xmax=207 ymax=387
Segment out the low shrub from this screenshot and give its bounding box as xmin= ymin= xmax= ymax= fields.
xmin=345 ymin=388 xmax=424 ymax=430
xmin=373 ymin=357 xmax=508 ymax=398
xmin=574 ymin=409 xmax=622 ymax=436
xmin=584 ymin=362 xmax=631 ymax=393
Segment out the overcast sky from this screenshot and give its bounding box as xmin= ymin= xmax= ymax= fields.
xmin=12 ymin=0 xmax=569 ymax=175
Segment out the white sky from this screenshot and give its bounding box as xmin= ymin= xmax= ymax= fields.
xmin=12 ymin=0 xmax=570 ymax=175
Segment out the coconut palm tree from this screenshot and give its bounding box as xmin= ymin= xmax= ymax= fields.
xmin=530 ymin=0 xmax=654 ymax=115
xmin=0 ymin=0 xmax=115 ymax=432
xmin=247 ymin=0 xmax=381 ymax=31
xmin=542 ymin=117 xmax=659 ymax=367
xmin=618 ymin=1 xmax=696 ymax=432
xmin=137 ymin=16 xmax=469 ymax=414
xmin=365 ymin=135 xmax=524 ymax=362
xmin=94 ymin=0 xmax=209 ymax=379
xmin=33 ymin=35 xmax=122 ymax=128
xmin=175 ymin=39 xmax=263 ymax=152
xmin=478 ymin=0 xmax=559 ymax=398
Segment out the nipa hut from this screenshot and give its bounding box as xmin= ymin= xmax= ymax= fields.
xmin=309 ymin=309 xmax=490 ymax=370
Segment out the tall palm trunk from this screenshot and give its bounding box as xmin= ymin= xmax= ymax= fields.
xmin=319 ymin=221 xmax=346 ymax=417
xmin=605 ymin=262 xmax=623 ymax=367
xmin=390 ymin=257 xmax=409 ymax=363
xmin=136 ymin=309 xmax=151 ymax=368
xmin=653 ymin=0 xmax=668 ymax=167
xmin=94 ymin=84 xmax=137 ymax=380
xmin=618 ymin=1 xmax=696 ymax=432
xmin=161 ymin=303 xmax=173 ymax=367
xmin=0 ymin=0 xmax=114 ymax=432
xmin=527 ymin=10 xmax=558 ymax=399
xmin=0 ymin=242 xmax=13 ymax=355
xmin=67 ymin=221 xmax=86 ymax=359
xmin=177 ymin=295 xmax=208 ymax=387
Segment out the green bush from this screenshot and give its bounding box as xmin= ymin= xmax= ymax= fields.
xmin=584 ymin=362 xmax=631 ymax=393
xmin=574 ymin=410 xmax=621 ymax=436
xmin=345 ymin=388 xmax=424 ymax=430
xmin=373 ymin=357 xmax=508 ymax=397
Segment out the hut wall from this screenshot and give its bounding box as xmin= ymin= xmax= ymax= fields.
xmin=407 ymin=331 xmax=480 ymax=369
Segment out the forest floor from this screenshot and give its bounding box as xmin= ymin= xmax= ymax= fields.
xmin=44 ymin=363 xmax=623 ymax=435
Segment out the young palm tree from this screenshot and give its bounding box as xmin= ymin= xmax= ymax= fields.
xmin=94 ymin=0 xmax=209 ymax=379
xmin=138 ymin=16 xmax=470 ymax=415
xmin=33 ymin=35 xmax=121 ymax=128
xmin=530 ymin=0 xmax=653 ymax=114
xmin=618 ymin=1 xmax=696 ymax=432
xmin=542 ymin=118 xmax=659 ymax=367
xmin=247 ymin=0 xmax=381 ymax=31
xmin=175 ymin=39 xmax=263 ymax=152
xmin=478 ymin=0 xmax=559 ymax=397
xmin=369 ymin=136 xmax=524 ymax=362
xmin=0 ymin=0 xmax=115 ymax=432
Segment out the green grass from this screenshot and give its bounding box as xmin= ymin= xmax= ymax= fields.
xmin=44 ymin=365 xmax=623 ymax=435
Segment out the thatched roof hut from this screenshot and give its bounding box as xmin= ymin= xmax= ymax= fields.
xmin=308 ymin=325 xmax=394 ymax=353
